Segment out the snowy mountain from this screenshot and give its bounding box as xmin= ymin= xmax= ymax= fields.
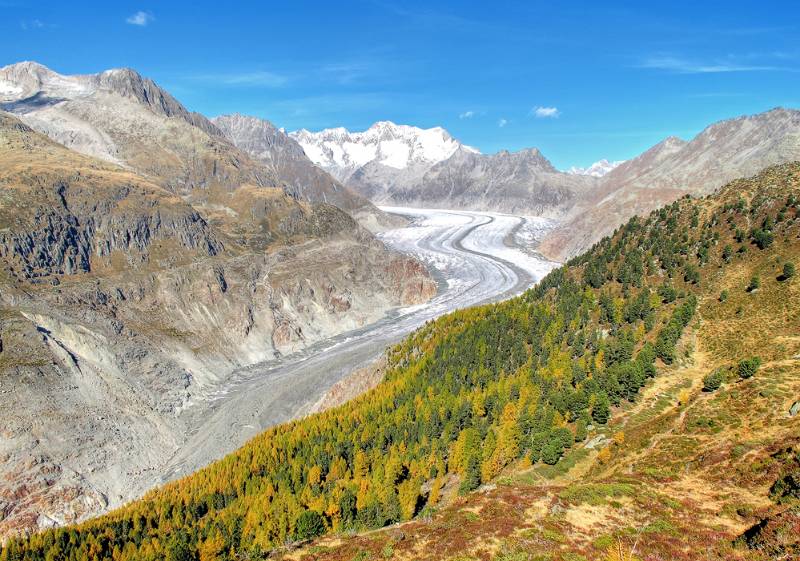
xmin=211 ymin=113 xmax=399 ymax=229
xmin=567 ymin=158 xmax=624 ymax=177
xmin=290 ymin=121 xmax=479 ymax=182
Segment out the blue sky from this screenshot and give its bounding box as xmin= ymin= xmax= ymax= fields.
xmin=2 ymin=1 xmax=799 ymax=169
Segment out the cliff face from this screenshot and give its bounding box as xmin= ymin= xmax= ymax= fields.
xmin=0 ymin=115 xmax=222 ymax=279
xmin=0 ymin=112 xmax=435 ymax=538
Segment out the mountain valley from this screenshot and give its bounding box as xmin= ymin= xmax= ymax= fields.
xmin=0 ymin=47 xmax=798 ymax=561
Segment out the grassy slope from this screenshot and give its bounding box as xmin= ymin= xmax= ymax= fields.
xmin=281 ymin=164 xmax=800 ymax=561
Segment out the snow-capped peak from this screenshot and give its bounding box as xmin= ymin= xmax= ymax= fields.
xmin=567 ymin=158 xmax=624 ymax=178
xmin=289 ymin=121 xmax=478 ymax=180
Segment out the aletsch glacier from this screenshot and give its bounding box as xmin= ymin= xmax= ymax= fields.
xmin=159 ymin=206 xmax=558 ymax=485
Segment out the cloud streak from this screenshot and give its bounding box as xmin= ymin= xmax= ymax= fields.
xmin=498 ymin=118 xmax=508 ymax=127
xmin=640 ymin=55 xmax=793 ymax=74
xmin=126 ymin=11 xmax=154 ymax=27
xmin=459 ymin=110 xmax=475 ymax=119
xmin=189 ymin=71 xmax=289 ymax=88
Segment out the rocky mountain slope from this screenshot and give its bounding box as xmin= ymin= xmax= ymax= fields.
xmin=0 ymin=110 xmax=435 ymax=538
xmin=541 ymin=107 xmax=800 ymax=260
xmin=212 ymin=114 xmax=400 ymax=231
xmin=385 ymin=147 xmax=598 ymax=216
xmin=0 ymin=62 xmax=393 ymax=232
xmin=293 ymin=121 xmax=596 ymax=216
xmin=6 ymin=162 xmax=797 ymax=560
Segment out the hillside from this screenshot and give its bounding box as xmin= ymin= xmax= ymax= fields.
xmin=541 ymin=108 xmax=800 ymax=260
xmin=0 ymin=112 xmax=435 ymax=539
xmin=388 ymin=147 xmax=597 ymax=216
xmin=0 ymin=62 xmax=391 ymax=232
xmin=4 ymin=162 xmax=797 ymax=560
xmin=211 ymin=114 xmax=399 ymax=231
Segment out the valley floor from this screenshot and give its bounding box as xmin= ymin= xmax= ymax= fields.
xmin=156 ymin=208 xmax=557 ymax=489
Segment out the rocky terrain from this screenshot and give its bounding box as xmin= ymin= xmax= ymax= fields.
xmin=0 ymin=104 xmax=434 ymax=537
xmin=540 ymin=107 xmax=800 ymax=260
xmin=385 ymin=147 xmax=597 ymax=216
xmin=296 ymin=109 xmax=800 ymax=261
xmin=0 ymin=62 xmax=392 ymax=233
xmin=211 ymin=114 xmax=400 ymax=231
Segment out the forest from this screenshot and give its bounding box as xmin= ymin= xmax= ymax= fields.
xmin=3 ymin=164 xmax=798 ymax=561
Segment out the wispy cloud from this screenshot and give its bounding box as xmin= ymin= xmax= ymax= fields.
xmin=686 ymin=92 xmax=748 ymax=99
xmin=319 ymin=61 xmax=377 ymax=86
xmin=498 ymin=118 xmax=508 ymax=128
xmin=531 ymin=106 xmax=560 ymax=119
xmin=189 ymin=71 xmax=289 ymax=88
xmin=126 ymin=11 xmax=154 ymax=27
xmin=640 ymin=55 xmax=792 ymax=74
xmin=459 ymin=110 xmax=475 ymax=119
xmin=20 ymin=19 xmax=56 ymax=30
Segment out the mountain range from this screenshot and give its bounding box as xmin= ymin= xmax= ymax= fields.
xmin=1 ymin=59 xmax=800 ymax=546
xmin=293 ymin=108 xmax=800 ymax=257
xmin=7 ymin=158 xmax=798 ymax=560
xmin=0 ymin=62 xmax=434 ymax=536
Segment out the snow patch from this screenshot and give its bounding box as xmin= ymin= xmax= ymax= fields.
xmin=567 ymin=159 xmax=624 ymax=177
xmin=0 ymin=79 xmax=23 ymax=98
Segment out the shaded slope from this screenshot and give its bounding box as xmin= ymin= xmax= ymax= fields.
xmin=212 ymin=114 xmax=401 ymax=230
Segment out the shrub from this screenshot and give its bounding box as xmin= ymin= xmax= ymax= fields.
xmin=592 ymin=392 xmax=611 ymax=425
xmin=782 ymin=262 xmax=795 ymax=280
xmin=737 ymin=357 xmax=761 ymax=380
xmin=722 ymin=244 xmax=733 ymax=263
xmin=747 ymin=275 xmax=760 ymax=292
xmin=294 ymin=510 xmax=326 ymax=541
xmin=719 ymin=290 xmax=728 ymax=302
xmin=702 ymin=369 xmax=725 ymax=392
xmin=575 ymin=418 xmax=588 ymax=442
xmin=541 ymin=440 xmax=563 ymax=465
xmin=751 ymin=228 xmax=774 ymax=249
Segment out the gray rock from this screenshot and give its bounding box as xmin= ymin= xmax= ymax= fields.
xmin=585 ymin=435 xmax=609 ymax=450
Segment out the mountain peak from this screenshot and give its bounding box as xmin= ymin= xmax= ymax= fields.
xmin=289 ymin=121 xmax=477 ymax=179
xmin=567 ymin=158 xmax=625 ymax=177
xmin=0 ymin=61 xmax=221 ymax=137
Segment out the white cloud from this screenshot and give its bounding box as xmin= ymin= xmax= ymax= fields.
xmin=532 ymin=106 xmax=560 ymax=119
xmin=126 ymin=11 xmax=154 ymax=26
xmin=498 ymin=118 xmax=508 ymax=128
xmin=459 ymin=110 xmax=475 ymax=119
